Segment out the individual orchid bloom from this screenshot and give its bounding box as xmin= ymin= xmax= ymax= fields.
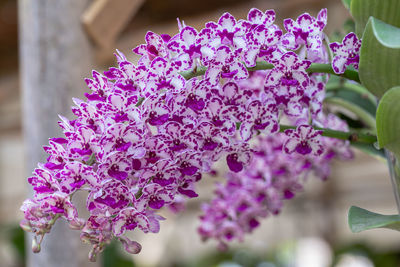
xmin=225 ymin=143 xmax=252 ymax=173
xmin=139 ymin=160 xmax=180 ymax=187
xmin=176 ymin=175 xmax=200 ymax=198
xmin=217 ymin=81 xmax=249 ymax=108
xmin=137 ymin=183 xmax=175 ymax=210
xmin=205 ymin=12 xmax=249 ymax=49
xmin=38 ymin=192 xmax=80 ymax=221
xmin=329 ymin=32 xmax=361 ymax=74
xmin=170 ymin=79 xmax=212 ymax=116
xmin=282 ymin=9 xmax=327 ymax=54
xmin=157 ymin=121 xmax=197 ymax=153
xmin=168 ymin=26 xmax=214 ymax=70
xmin=112 ymin=207 xmax=164 ymax=236
xmin=84 ymin=70 xmax=110 ymax=102
xmin=240 ymin=99 xmax=279 ymax=141
xmin=202 ymin=97 xmax=237 ymax=136
xmin=244 ymin=24 xmax=283 ymax=67
xmin=283 ymin=125 xmax=323 ymax=155
xmin=101 ymin=93 xmax=142 ymax=124
xmin=104 ymin=60 xmax=148 ymax=95
xmin=174 ymin=151 xmax=204 ymax=176
xmin=192 ymin=122 xmax=229 ymax=152
xmin=247 ymin=8 xmax=276 ymax=29
xmin=99 ymin=123 xmax=145 ymax=160
xmin=144 ymin=57 xmax=186 ymax=96
xmin=87 ymin=180 xmax=133 ymax=216
xmin=141 ymin=96 xmax=170 ymax=126
xmin=56 ymin=161 xmax=99 ymax=193
xmin=97 ymin=151 xmax=133 ymax=181
xmin=65 ymin=125 xmax=96 ymax=160
xmin=28 ymin=168 xmax=60 ymax=195
xmin=133 ymin=31 xmax=171 ymax=66
xmin=140 ymin=136 xmax=171 ymax=166
xmin=265 ymin=51 xmax=311 ymax=90
xmin=72 ymin=98 xmax=104 ymax=133
xmin=42 ymin=138 xmax=69 ymax=170
xmin=204 ymin=46 xmax=248 ymax=86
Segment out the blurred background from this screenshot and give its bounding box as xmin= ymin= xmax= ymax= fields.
xmin=1 ymin=0 xmax=400 ymax=266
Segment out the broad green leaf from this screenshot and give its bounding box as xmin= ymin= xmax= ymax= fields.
xmin=358 ymin=18 xmax=400 ymax=98
xmin=376 ymin=86 xmax=400 ymax=155
xmin=350 ymin=0 xmax=400 ymax=37
xmin=348 ymin=206 xmax=400 ymax=233
xmin=342 ymin=0 xmax=352 ymax=10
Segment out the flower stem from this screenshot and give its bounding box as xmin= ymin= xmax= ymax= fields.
xmin=180 ymin=62 xmax=360 ymax=83
xmin=279 ymin=124 xmax=377 ymax=145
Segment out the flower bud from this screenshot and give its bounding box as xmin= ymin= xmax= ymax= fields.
xmin=119 ymin=236 xmax=142 ymax=254
xmin=88 ymin=248 xmax=97 ymax=262
xmin=32 ymin=237 xmax=41 ymax=253
xmin=69 ymin=218 xmax=85 ymax=230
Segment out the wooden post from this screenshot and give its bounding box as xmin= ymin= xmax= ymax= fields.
xmin=18 ymin=0 xmax=96 ymax=266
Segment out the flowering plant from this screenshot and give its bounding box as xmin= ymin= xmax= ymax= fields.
xmin=20 ymin=0 xmax=400 ymax=261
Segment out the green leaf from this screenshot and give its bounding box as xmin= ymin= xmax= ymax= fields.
xmin=358 ymin=18 xmax=400 ymax=98
xmin=376 ymin=86 xmax=400 ymax=155
xmin=350 ymin=0 xmax=400 ymax=37
xmin=342 ymin=0 xmax=352 ymax=10
xmin=348 ymin=206 xmax=400 ymax=233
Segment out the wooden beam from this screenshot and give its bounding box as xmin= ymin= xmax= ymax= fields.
xmin=82 ymin=0 xmax=145 ymax=48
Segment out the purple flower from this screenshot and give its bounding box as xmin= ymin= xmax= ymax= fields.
xmin=265 ymin=52 xmax=311 ymax=117
xmin=139 ymin=160 xmax=179 ymax=187
xmin=99 ymin=123 xmax=145 ymax=160
xmin=244 ymin=24 xmax=283 ymax=67
xmin=168 ymin=26 xmax=213 ymax=69
xmin=283 ymin=125 xmax=323 ymax=155
xmin=98 ymin=152 xmax=132 ymax=181
xmin=28 ymin=168 xmax=60 ymax=195
xmin=112 ymin=207 xmax=163 ymax=236
xmin=329 ymin=32 xmax=361 ymax=74
xmin=145 ymin=57 xmax=186 ymax=96
xmin=204 ymin=46 xmax=248 ymax=86
xmin=240 ymin=99 xmax=279 ymax=141
xmin=133 ymin=31 xmax=171 ymax=66
xmin=247 ymin=8 xmax=276 ymax=29
xmin=87 ymin=180 xmax=133 ymax=215
xmin=206 ymin=12 xmax=249 ymax=49
xmin=225 ymin=143 xmax=252 ymax=173
xmin=56 ymin=161 xmax=99 ymax=193
xmin=138 ymin=183 xmax=174 ymax=210
xmin=157 ymin=121 xmax=197 ymax=153
xmin=282 ymin=9 xmax=327 ymax=55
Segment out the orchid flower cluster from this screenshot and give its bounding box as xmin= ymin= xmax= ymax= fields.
xmin=20 ymin=7 xmax=361 ymax=261
xmin=199 ymin=114 xmax=353 ymax=249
